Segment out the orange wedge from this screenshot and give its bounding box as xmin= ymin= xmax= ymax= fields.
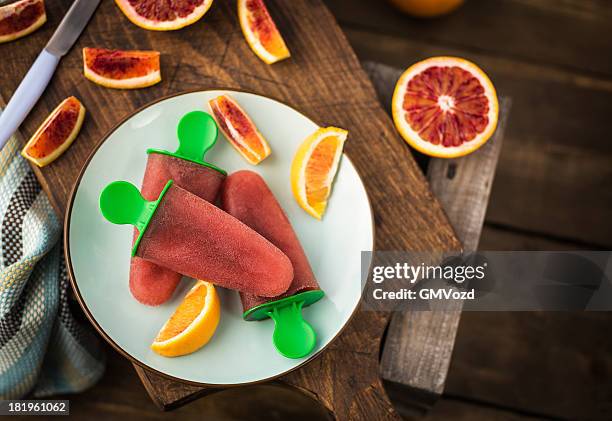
xmin=151 ymin=281 xmax=220 ymax=357
xmin=0 ymin=0 xmax=46 ymax=44
xmin=290 ymin=127 xmax=348 ymax=220
xmin=208 ymin=94 xmax=271 ymax=165
xmin=83 ymin=48 xmax=161 ymax=89
xmin=21 ymin=96 xmax=85 ymax=167
xmin=238 ymin=0 xmax=290 ymax=64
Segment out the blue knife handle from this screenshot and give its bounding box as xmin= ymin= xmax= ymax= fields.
xmin=0 ymin=49 xmax=60 ymax=150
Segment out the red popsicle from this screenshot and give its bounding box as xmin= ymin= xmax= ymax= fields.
xmin=130 ymin=153 xmax=225 ymax=305
xmin=129 ymin=111 xmax=227 ymax=305
xmin=221 ymin=170 xmax=321 ymax=313
xmin=100 ymin=180 xmax=294 ymax=297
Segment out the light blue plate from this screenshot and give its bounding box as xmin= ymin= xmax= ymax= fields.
xmin=65 ymin=90 xmax=374 ymax=386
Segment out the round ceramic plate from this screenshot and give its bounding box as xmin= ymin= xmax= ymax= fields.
xmin=66 ymin=90 xmax=373 ymax=386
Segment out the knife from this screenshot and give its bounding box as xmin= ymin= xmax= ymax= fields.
xmin=0 ymin=0 xmax=101 ymax=150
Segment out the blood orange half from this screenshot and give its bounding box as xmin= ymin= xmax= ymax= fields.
xmin=392 ymin=56 xmax=498 ymax=158
xmin=21 ymin=96 xmax=85 ymax=167
xmin=238 ymin=0 xmax=290 ymax=64
xmin=0 ymin=0 xmax=46 ymax=44
xmin=83 ymin=48 xmax=161 ymax=89
xmin=208 ymin=94 xmax=271 ymax=165
xmin=115 ymin=0 xmax=213 ymax=31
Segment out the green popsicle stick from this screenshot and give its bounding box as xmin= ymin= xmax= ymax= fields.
xmin=147 ymin=111 xmax=226 ymax=175
xmin=243 ymin=290 xmax=325 ymax=359
xmin=268 ymin=302 xmax=315 ymax=359
xmin=99 ymin=180 xmax=173 ymax=256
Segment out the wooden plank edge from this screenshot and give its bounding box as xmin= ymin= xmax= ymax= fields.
xmin=373 ymin=58 xmax=510 ymax=416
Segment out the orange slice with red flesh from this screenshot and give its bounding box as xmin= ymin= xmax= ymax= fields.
xmin=21 ymin=96 xmax=85 ymax=167
xmin=290 ymin=127 xmax=348 ymax=220
xmin=392 ymin=56 xmax=498 ymax=158
xmin=0 ymin=0 xmax=46 ymax=44
xmin=115 ymin=0 xmax=213 ymax=31
xmin=208 ymin=94 xmax=271 ymax=165
xmin=83 ymin=48 xmax=161 ymax=89
xmin=238 ymin=0 xmax=290 ymax=64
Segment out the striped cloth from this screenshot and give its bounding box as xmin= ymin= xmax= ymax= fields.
xmin=0 ymin=126 xmax=105 ymax=398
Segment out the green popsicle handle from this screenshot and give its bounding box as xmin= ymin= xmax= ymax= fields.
xmin=176 ymin=111 xmax=217 ymax=162
xmin=99 ymin=180 xmax=172 ymax=256
xmin=242 ymin=290 xmax=324 ymax=359
xmin=267 ymin=301 xmax=317 ymax=359
xmin=147 ymin=111 xmax=226 ymax=175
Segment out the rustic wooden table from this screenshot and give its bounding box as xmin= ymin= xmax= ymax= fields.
xmin=323 ymin=1 xmax=612 ymax=420
xmin=62 ymin=1 xmax=612 ymax=419
xmin=1 ymin=1 xmax=458 ymax=419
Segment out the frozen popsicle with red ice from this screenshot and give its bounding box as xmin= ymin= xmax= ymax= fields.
xmin=130 ymin=111 xmax=226 ymax=305
xmin=100 ymin=180 xmax=293 ymax=297
xmin=221 ymin=170 xmax=324 ymax=359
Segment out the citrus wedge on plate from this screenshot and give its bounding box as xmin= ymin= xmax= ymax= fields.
xmin=291 ymin=127 xmax=348 ymax=220
xmin=238 ymin=0 xmax=290 ymax=64
xmin=21 ymin=96 xmax=85 ymax=167
xmin=209 ymin=94 xmax=271 ymax=165
xmin=0 ymin=0 xmax=46 ymax=44
xmin=115 ymin=0 xmax=213 ymax=31
xmin=392 ymin=56 xmax=498 ymax=158
xmin=83 ymin=48 xmax=161 ymax=89
xmin=151 ymin=281 xmax=220 ymax=357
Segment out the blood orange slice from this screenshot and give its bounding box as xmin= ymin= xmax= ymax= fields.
xmin=208 ymin=94 xmax=271 ymax=165
xmin=392 ymin=56 xmax=498 ymax=158
xmin=290 ymin=127 xmax=348 ymax=220
xmin=21 ymin=96 xmax=85 ymax=167
xmin=115 ymin=0 xmax=213 ymax=31
xmin=0 ymin=0 xmax=46 ymax=44
xmin=238 ymin=0 xmax=290 ymax=64
xmin=83 ymin=48 xmax=161 ymax=89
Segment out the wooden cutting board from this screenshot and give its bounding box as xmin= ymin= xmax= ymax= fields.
xmin=0 ymin=1 xmax=460 ymax=419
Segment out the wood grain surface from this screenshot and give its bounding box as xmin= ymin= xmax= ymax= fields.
xmin=325 ymin=0 xmax=612 ymax=248
xmin=447 ymin=311 xmax=612 ymax=420
xmin=4 ymin=0 xmax=604 ymax=419
xmin=326 ymin=0 xmax=612 ymax=76
xmin=322 ymin=1 xmax=612 ymax=419
xmin=0 ymin=1 xmax=460 ymax=419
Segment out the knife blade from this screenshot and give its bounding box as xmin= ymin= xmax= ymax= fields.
xmin=46 ymin=0 xmax=101 ymax=57
xmin=0 ymin=0 xmax=101 ymax=151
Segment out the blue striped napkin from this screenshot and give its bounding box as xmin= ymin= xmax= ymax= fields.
xmin=0 ymin=122 xmax=105 ymax=398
